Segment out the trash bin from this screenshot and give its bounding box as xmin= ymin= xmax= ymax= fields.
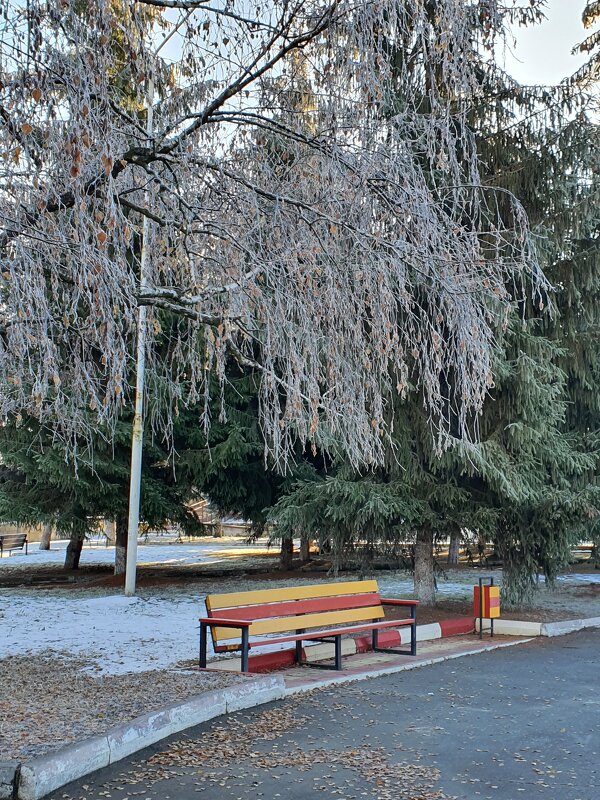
xmin=473 ymin=577 xmax=500 ymax=638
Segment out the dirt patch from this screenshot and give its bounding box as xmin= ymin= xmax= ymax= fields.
xmin=0 ymin=652 xmax=246 ymax=762
xmin=571 ymin=582 xmax=600 ymax=597
xmin=562 ymin=561 xmax=600 ymax=574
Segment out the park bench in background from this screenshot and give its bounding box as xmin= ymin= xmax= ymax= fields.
xmin=199 ymin=580 xmax=418 ymax=672
xmin=0 ymin=533 xmax=28 ymax=557
xmin=84 ymin=530 xmax=109 ymax=547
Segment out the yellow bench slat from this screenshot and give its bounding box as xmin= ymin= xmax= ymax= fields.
xmin=206 ymin=580 xmax=379 ymax=612
xmin=213 ymin=604 xmax=385 ymax=641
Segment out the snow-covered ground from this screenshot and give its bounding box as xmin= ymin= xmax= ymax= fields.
xmin=3 ymin=569 xmax=597 ymax=676
xmin=1 ymin=538 xmax=599 ymax=676
xmin=0 ymin=536 xmax=273 ymax=570
xmin=0 ymin=592 xmax=205 ymax=674
xmin=0 ymin=569 xmax=476 ymax=675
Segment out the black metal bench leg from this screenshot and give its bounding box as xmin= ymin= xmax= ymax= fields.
xmin=241 ymin=627 xmax=250 ymax=672
xmin=199 ymin=622 xmax=208 ymax=668
xmin=372 ymin=623 xmax=417 ymax=657
xmin=334 ymin=635 xmax=342 ymax=670
xmin=295 ymin=639 xmax=303 ymax=664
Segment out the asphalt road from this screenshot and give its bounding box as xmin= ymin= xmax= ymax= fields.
xmin=51 ymin=630 xmax=600 ymax=800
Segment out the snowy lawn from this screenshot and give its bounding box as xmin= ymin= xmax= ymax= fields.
xmin=0 ymin=569 xmax=478 ymax=675
xmin=2 ymin=538 xmax=600 ymax=676
xmin=0 ymin=535 xmax=274 ymax=570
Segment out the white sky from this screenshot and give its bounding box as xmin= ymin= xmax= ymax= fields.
xmin=154 ymin=3 xmax=590 ymax=89
xmin=504 ymin=0 xmax=588 ymax=84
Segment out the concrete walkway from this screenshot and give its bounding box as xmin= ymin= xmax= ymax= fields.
xmin=42 ymin=629 xmax=600 ymax=800
xmin=281 ymin=633 xmax=529 ymax=692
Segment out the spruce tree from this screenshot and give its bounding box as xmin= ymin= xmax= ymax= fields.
xmin=269 ymin=5 xmax=600 ymax=605
xmin=467 ymin=32 xmax=600 ymax=599
xmin=0 ymin=416 xmax=202 ymax=570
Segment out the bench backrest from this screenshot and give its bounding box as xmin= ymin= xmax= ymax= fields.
xmin=205 ymin=580 xmax=384 ymax=652
xmin=0 ymin=534 xmax=27 ymax=547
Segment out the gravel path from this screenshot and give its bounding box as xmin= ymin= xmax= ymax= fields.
xmin=0 ymin=652 xmax=245 ymax=762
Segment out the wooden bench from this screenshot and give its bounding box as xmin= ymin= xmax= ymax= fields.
xmin=199 ymin=580 xmax=418 ymax=672
xmin=0 ymin=533 xmax=28 ymax=557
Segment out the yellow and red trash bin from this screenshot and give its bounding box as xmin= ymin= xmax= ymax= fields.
xmin=473 ymin=577 xmax=500 ymax=638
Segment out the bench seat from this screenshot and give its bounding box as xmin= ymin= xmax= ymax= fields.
xmin=199 ymin=580 xmax=418 ymax=672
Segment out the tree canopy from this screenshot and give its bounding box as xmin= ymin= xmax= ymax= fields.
xmin=266 ymin=5 xmax=600 ymax=604
xmin=1 ymin=0 xmax=546 ymax=469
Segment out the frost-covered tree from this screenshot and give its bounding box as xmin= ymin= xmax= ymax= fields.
xmin=268 ymin=4 xmax=600 ymax=605
xmin=0 ymin=0 xmax=545 ymax=469
xmin=573 ymin=0 xmax=600 ymax=85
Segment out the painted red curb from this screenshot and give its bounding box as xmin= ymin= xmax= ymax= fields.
xmin=439 ymin=617 xmax=474 ymax=637
xmin=245 ymin=617 xmax=474 ymax=673
xmin=248 ymin=647 xmax=304 ymax=673
xmin=354 ymin=629 xmax=401 ymax=654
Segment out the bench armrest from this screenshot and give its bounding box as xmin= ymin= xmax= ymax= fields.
xmin=381 ymin=599 xmax=419 ymax=606
xmin=199 ymin=617 xmax=251 ymax=628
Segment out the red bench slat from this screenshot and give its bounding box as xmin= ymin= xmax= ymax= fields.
xmin=207 ymin=592 xmax=383 ymax=622
xmin=250 ymin=618 xmax=415 ymax=648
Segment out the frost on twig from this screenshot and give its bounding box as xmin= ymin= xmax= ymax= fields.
xmin=0 ymin=0 xmax=546 ymax=468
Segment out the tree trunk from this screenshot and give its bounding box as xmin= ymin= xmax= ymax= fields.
xmin=104 ymin=518 xmax=116 ymax=546
xmin=280 ymin=535 xmax=294 ymax=571
xmin=114 ymin=516 xmax=128 ymax=576
xmin=39 ymin=523 xmax=53 ymax=551
xmin=64 ymin=531 xmax=84 ymax=570
xmin=414 ymin=527 xmax=436 ymax=604
xmin=300 ymin=533 xmax=311 ymax=562
xmin=447 ymin=530 xmax=460 ymax=565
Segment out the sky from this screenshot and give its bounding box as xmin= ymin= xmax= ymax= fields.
xmin=504 ymin=0 xmax=589 ymax=85
xmin=154 ymin=2 xmax=590 ymax=90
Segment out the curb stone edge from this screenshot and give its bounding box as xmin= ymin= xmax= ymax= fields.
xmin=16 ymin=675 xmax=285 ymax=800
xmin=12 ymin=615 xmax=600 ymax=799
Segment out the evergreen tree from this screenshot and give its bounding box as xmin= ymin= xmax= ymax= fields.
xmin=470 ymin=53 xmax=600 ymax=599
xmin=0 ymin=416 xmax=202 ymax=570
xmin=268 ymin=5 xmax=600 ymax=605
xmin=175 ymin=365 xmax=327 ymax=568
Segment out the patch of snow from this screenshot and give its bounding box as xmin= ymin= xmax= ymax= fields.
xmin=0 ymin=567 xmax=473 ymax=676
xmin=0 ymin=589 xmax=321 ymax=674
xmin=2 ymin=541 xmax=598 ymax=675
xmin=0 ymin=537 xmax=271 ymax=570
xmin=556 ymin=573 xmax=600 ymax=584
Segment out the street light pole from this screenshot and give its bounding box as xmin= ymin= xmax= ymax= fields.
xmin=123 ymin=14 xmax=193 ymax=597
xmin=124 ymin=76 xmax=154 ymax=597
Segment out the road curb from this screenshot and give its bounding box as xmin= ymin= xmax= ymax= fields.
xmin=283 ymin=637 xmax=534 ymax=695
xmin=15 ymin=675 xmax=285 ymax=800
xmin=476 ymin=615 xmax=600 ymax=637
xmin=0 ymin=762 xmax=20 ymax=800
xmin=542 ymin=615 xmax=600 ymax=636
xmin=14 ymin=615 xmax=599 ymax=799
